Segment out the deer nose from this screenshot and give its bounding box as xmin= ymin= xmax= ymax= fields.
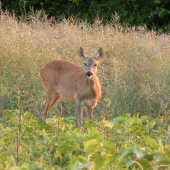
xmin=86 ymin=71 xmax=93 ymax=77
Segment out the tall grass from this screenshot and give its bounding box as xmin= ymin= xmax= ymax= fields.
xmin=1 ymin=11 xmax=170 ymax=120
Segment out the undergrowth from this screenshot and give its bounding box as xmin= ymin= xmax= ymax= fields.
xmin=0 ymin=110 xmax=170 ymax=169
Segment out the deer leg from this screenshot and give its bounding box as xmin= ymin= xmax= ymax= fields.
xmin=48 ymin=93 xmax=61 ymax=111
xmin=42 ymin=90 xmax=56 ymax=121
xmin=77 ymin=103 xmax=83 ymax=128
xmin=87 ymin=107 xmax=93 ymax=121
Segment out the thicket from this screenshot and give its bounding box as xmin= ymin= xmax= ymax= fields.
xmin=1 ymin=0 xmax=170 ymax=32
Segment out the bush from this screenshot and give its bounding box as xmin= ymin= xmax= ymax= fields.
xmin=0 ymin=110 xmax=170 ymax=169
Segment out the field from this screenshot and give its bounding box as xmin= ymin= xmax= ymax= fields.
xmin=0 ymin=11 xmax=170 ymax=169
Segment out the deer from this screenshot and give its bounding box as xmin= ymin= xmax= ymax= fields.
xmin=40 ymin=47 xmax=104 ymax=127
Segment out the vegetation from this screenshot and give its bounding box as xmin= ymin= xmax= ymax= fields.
xmin=1 ymin=11 xmax=170 ymax=119
xmin=0 ymin=12 xmax=170 ymax=169
xmin=1 ymin=0 xmax=170 ymax=32
xmin=0 ymin=109 xmax=170 ymax=169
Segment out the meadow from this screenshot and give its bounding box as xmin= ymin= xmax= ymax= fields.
xmin=1 ymin=11 xmax=170 ymax=119
xmin=0 ymin=11 xmax=170 ymax=169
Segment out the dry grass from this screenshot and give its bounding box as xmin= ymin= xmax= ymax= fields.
xmin=1 ymin=11 xmax=170 ymax=120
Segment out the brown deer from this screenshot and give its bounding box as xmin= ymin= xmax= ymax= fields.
xmin=40 ymin=47 xmax=104 ymax=127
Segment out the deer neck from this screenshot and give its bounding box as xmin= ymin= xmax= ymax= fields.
xmin=86 ymin=75 xmax=102 ymax=99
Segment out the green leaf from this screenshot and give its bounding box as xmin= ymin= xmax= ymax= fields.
xmin=9 ymin=156 xmax=16 ymax=166
xmin=142 ymin=135 xmax=158 ymax=150
xmin=141 ymin=115 xmax=155 ymax=123
xmin=3 ymin=110 xmax=16 ymax=120
xmin=61 ymin=131 xmax=79 ymax=142
xmin=119 ymin=148 xmax=133 ymax=161
xmin=125 ymin=117 xmax=133 ymax=128
xmin=114 ymin=123 xmax=125 ymax=131
xmin=83 ymin=139 xmax=100 ymax=157
xmin=126 ymin=160 xmax=133 ymax=167
xmin=103 ymin=140 xmax=116 ymax=154
xmin=42 ymin=152 xmax=50 ymax=161
xmin=70 ymin=154 xmax=87 ymax=169
xmin=85 ymin=119 xmax=97 ymax=128
xmin=93 ymin=154 xmax=108 ymax=170
xmin=116 ymin=114 xmax=131 ymax=122
xmin=58 ymin=142 xmax=75 ymax=154
xmin=72 ymin=162 xmax=92 ymax=170
xmin=87 ymin=127 xmax=103 ymax=141
xmin=132 ymin=113 xmax=142 ymax=125
xmin=30 ymin=164 xmax=44 ymax=170
xmin=21 ymin=163 xmax=29 ymax=169
xmin=139 ymin=158 xmax=152 ymax=169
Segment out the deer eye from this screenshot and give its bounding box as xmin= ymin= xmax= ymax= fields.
xmin=94 ymin=63 xmax=97 ymax=67
xmin=84 ymin=63 xmax=87 ymax=66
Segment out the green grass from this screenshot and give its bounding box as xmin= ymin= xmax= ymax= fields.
xmin=1 ymin=11 xmax=170 ymax=121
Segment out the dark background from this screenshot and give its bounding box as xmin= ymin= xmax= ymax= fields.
xmin=1 ymin=0 xmax=170 ymax=32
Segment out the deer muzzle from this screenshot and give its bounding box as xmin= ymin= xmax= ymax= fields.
xmin=85 ymin=71 xmax=93 ymax=78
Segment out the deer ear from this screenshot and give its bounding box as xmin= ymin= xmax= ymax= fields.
xmin=79 ymin=47 xmax=87 ymax=59
xmin=94 ymin=47 xmax=104 ymax=61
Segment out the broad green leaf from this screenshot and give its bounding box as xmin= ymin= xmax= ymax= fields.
xmin=83 ymin=139 xmax=100 ymax=157
xmin=61 ymin=131 xmax=79 ymax=142
xmin=23 ymin=112 xmax=34 ymax=121
xmin=116 ymin=114 xmax=131 ymax=122
xmin=132 ymin=113 xmax=142 ymax=125
xmin=3 ymin=110 xmax=16 ymax=120
xmin=93 ymin=154 xmax=108 ymax=170
xmin=72 ymin=162 xmax=92 ymax=170
xmin=85 ymin=119 xmax=97 ymax=128
xmin=9 ymin=156 xmax=16 ymax=166
xmin=70 ymin=154 xmax=87 ymax=169
xmin=25 ymin=127 xmax=33 ymax=134
xmin=141 ymin=115 xmax=156 ymax=124
xmin=30 ymin=164 xmax=44 ymax=170
xmin=142 ymin=135 xmax=158 ymax=150
xmin=126 ymin=160 xmax=133 ymax=167
xmin=58 ymin=142 xmax=75 ymax=154
xmin=146 ymin=120 xmax=155 ymax=128
xmin=104 ymin=154 xmax=119 ymax=167
xmin=133 ymin=113 xmax=139 ymax=118
xmin=139 ymin=158 xmax=152 ymax=169
xmin=87 ymin=127 xmax=103 ymax=141
xmin=21 ymin=163 xmax=29 ymax=168
xmin=103 ymin=140 xmax=116 ymax=154
xmin=114 ymin=123 xmax=125 ymax=131
xmin=125 ymin=117 xmax=133 ymax=128
xmin=42 ymin=152 xmax=50 ymax=161
xmin=155 ymin=118 xmax=163 ymax=125
xmin=30 ymin=151 xmax=41 ymax=160
xmin=119 ymin=148 xmax=133 ymax=161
